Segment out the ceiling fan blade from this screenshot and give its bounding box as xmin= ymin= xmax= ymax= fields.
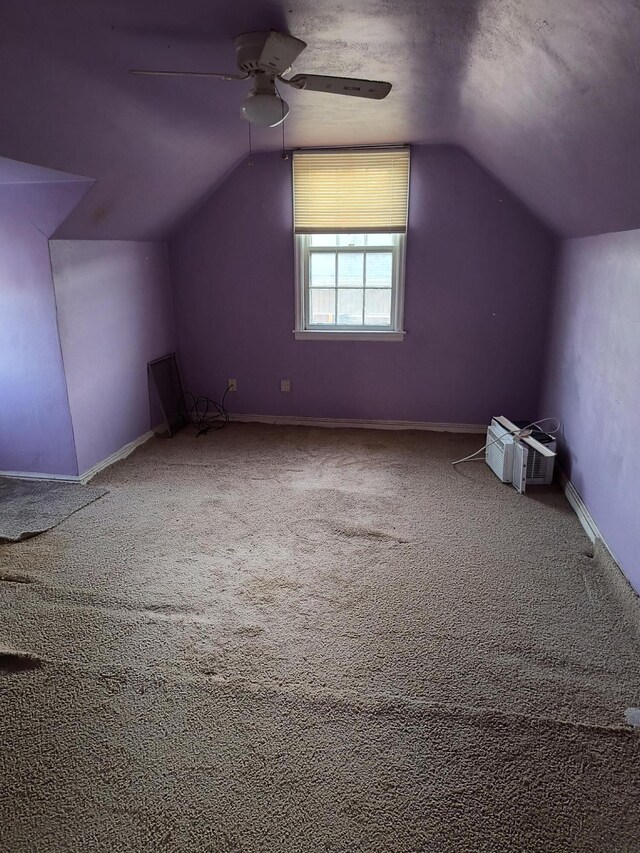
xmin=284 ymin=74 xmax=391 ymax=99
xmin=258 ymin=31 xmax=307 ymax=74
xmin=129 ymin=69 xmax=248 ymax=81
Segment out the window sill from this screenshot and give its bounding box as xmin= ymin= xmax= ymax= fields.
xmin=294 ymin=330 xmax=406 ymax=342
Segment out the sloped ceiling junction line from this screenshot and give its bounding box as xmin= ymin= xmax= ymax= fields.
xmin=0 ymin=0 xmax=638 ymax=240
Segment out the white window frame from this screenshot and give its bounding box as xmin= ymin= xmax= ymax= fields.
xmin=294 ymin=233 xmax=406 ymax=342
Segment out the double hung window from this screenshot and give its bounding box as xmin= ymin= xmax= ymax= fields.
xmin=293 ymin=149 xmax=410 ymax=340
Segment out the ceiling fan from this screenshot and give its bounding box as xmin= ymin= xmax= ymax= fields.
xmin=130 ymin=30 xmax=392 ymax=127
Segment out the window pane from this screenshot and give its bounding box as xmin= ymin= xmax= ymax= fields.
xmin=310 ymin=289 xmax=336 ymax=325
xmin=310 ymin=234 xmax=337 ymax=247
xmin=310 ymin=252 xmax=335 ymax=287
xmin=338 ymin=252 xmax=364 ymax=288
xmin=366 ymin=233 xmax=394 ymax=246
xmin=338 ymin=234 xmax=366 ymax=247
xmin=337 ymin=289 xmax=364 ymax=325
xmin=366 ymin=252 xmax=393 ymax=287
xmin=364 ymin=289 xmax=392 ymax=325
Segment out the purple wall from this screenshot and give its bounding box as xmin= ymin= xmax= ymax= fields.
xmin=0 ymin=181 xmax=90 ymax=476
xmin=542 ymin=231 xmax=640 ymax=592
xmin=50 ymin=241 xmax=175 ymax=476
xmin=169 ymin=145 xmax=556 ymax=424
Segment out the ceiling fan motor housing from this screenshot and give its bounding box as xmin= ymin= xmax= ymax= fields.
xmin=234 ymin=32 xmax=273 ymax=74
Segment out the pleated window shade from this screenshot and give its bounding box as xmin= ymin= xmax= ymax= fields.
xmin=293 ymin=149 xmax=410 ymax=234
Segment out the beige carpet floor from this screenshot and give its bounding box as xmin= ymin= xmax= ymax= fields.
xmin=1 ymin=424 xmax=639 ymax=852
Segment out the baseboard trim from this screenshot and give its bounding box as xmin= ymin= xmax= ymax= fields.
xmin=559 ymin=469 xmax=639 ymax=600
xmin=558 ymin=469 xmax=602 ymax=544
xmin=0 ymin=469 xmax=80 ymax=483
xmin=0 ymin=431 xmax=154 ymax=485
xmin=78 ymin=431 xmax=155 ymax=484
xmin=228 ymin=414 xmax=487 ymax=434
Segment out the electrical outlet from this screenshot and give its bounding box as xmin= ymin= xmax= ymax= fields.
xmin=228 ymin=378 xmax=237 ymax=392
xmin=280 ymin=379 xmax=291 ymax=393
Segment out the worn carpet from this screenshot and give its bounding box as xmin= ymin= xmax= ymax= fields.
xmin=0 ymin=424 xmax=638 ymax=852
xmin=0 ymin=476 xmax=107 ymax=543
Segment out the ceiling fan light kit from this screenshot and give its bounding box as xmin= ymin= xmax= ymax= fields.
xmin=241 ymin=91 xmax=289 ymax=127
xmin=130 ymin=30 xmax=392 ymax=127
xmin=240 ymin=66 xmax=289 ymax=127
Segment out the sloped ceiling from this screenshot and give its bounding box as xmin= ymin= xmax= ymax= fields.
xmin=0 ymin=155 xmax=90 ymax=186
xmin=1 ymin=0 xmax=639 ymax=239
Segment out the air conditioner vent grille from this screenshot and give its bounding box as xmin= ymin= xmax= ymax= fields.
xmin=485 ymin=423 xmax=513 ymax=483
xmin=527 ymin=450 xmax=546 ymax=480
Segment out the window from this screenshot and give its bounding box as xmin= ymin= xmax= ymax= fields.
xmin=293 ymin=149 xmax=410 ymax=341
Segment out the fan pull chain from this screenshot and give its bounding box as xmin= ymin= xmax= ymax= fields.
xmin=275 ymin=80 xmax=289 ymax=160
xmin=248 ymin=121 xmax=253 ymax=166
xmin=281 ymin=106 xmax=288 ymax=159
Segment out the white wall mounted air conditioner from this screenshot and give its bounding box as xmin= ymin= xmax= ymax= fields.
xmin=485 ymin=416 xmax=556 ymax=494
